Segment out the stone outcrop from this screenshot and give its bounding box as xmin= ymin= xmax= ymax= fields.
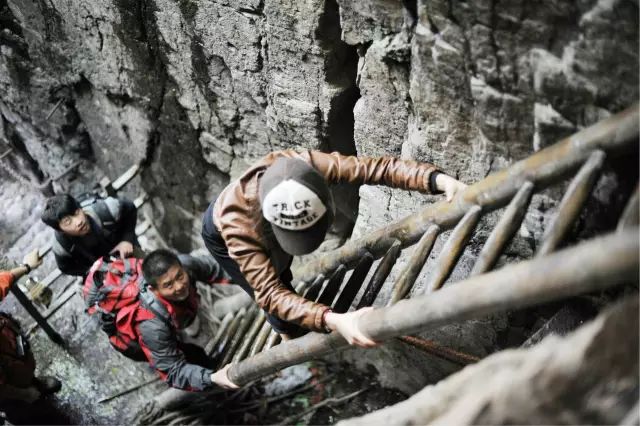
xmin=338 ymin=297 xmax=639 ymax=425
xmin=2 ymin=0 xmax=637 ymax=250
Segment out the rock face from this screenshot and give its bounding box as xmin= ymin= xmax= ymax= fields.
xmin=2 ymin=0 xmax=637 ymax=249
xmin=0 ymin=0 xmax=637 ymax=407
xmin=338 ymin=297 xmax=639 ymax=425
xmin=2 ymin=0 xmax=636 ymax=251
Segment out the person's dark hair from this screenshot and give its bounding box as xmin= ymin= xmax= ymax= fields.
xmin=142 ymin=249 xmax=182 ymax=287
xmin=41 ymin=194 xmax=81 ymax=230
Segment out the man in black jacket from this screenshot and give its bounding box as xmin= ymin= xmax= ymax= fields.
xmin=41 ymin=193 xmax=139 ymax=276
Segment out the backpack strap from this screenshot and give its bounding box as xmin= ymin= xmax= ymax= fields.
xmin=138 ymin=282 xmax=173 ymax=328
xmin=84 ymin=200 xmax=116 ymax=233
xmin=52 ymin=232 xmax=72 ymax=258
xmin=53 ymin=232 xmax=97 ymax=265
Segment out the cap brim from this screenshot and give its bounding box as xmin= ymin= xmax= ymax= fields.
xmin=271 ymin=212 xmax=331 ymax=255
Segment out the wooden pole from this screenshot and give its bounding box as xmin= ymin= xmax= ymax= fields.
xmin=229 ymin=230 xmax=638 ymax=384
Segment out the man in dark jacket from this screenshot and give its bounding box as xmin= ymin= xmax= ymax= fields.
xmin=41 ymin=193 xmax=139 ymax=276
xmin=136 ymin=249 xmax=231 ymax=391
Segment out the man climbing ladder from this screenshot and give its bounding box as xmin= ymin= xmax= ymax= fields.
xmin=202 ymin=150 xmax=466 ymax=388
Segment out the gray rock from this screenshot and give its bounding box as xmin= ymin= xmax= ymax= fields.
xmin=338 ymin=297 xmax=639 ymax=425
xmin=336 ymin=0 xmax=405 ymax=45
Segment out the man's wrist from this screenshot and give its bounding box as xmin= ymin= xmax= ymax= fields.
xmin=21 ymin=263 xmax=31 ymax=274
xmin=429 ymin=171 xmax=443 ymax=194
xmin=322 ymin=309 xmax=333 ymax=333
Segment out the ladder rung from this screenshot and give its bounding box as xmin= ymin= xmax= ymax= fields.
xmin=112 ymin=164 xmax=141 ymax=191
xmin=425 ymin=206 xmax=482 ymax=293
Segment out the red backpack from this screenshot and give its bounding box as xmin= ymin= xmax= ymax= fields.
xmin=83 ymin=257 xmax=146 ymax=360
xmin=0 ymin=313 xmax=35 ymax=387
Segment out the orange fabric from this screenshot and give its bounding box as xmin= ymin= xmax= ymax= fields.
xmin=0 ymin=272 xmax=14 ymax=302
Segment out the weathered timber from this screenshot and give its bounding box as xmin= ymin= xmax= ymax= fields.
xmin=333 ymin=253 xmax=374 ymax=313
xmin=316 ymin=265 xmax=347 ymax=307
xmin=11 ymin=285 xmax=64 ymax=345
xmin=40 ymin=160 xmax=81 ymax=189
xmin=41 ymin=269 xmax=63 ymax=288
xmin=397 ymin=335 xmax=480 ymax=365
xmin=538 ymin=150 xmax=606 ymax=256
xmin=618 ymin=184 xmax=639 ymax=232
xmin=425 ymin=206 xmax=482 ymax=293
xmin=112 ymin=164 xmax=141 ymax=191
xmin=232 ymin=310 xmax=267 ymax=363
xmin=303 ymin=275 xmax=325 ymax=302
xmin=133 ymin=192 xmax=148 ymax=209
xmin=205 ymin=312 xmax=233 ymax=356
xmin=389 ymin=226 xmax=439 ymax=304
xmin=245 ymin=283 xmax=306 ymax=357
xmin=45 ymin=98 xmax=64 ymax=120
xmin=0 ymin=147 xmax=13 ymax=160
xmin=214 ymin=308 xmax=245 ymax=361
xmin=471 ymin=182 xmax=534 ymax=275
xmin=229 ymin=230 xmax=639 ymax=384
xmin=100 ymin=177 xmax=116 ymax=197
xmin=135 ymin=220 xmax=151 ymax=236
xmin=98 ymin=377 xmax=161 ymax=403
xmin=295 ymin=104 xmax=638 ymax=282
xmin=264 ymin=330 xmax=281 ymax=350
xmin=221 ymin=307 xmax=257 ymax=367
xmin=249 ymin=321 xmax=272 ymax=357
xmin=356 ymin=241 xmax=402 ymax=309
xmin=26 ymin=277 xmax=80 ymax=336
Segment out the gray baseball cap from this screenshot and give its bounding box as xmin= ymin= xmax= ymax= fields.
xmin=259 ymin=157 xmax=334 ymax=255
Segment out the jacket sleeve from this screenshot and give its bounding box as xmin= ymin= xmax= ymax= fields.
xmin=0 ymin=272 xmax=13 ymax=301
xmin=305 ymin=150 xmax=440 ymax=192
xmin=219 ymin=200 xmax=329 ymax=332
xmin=178 ymin=254 xmax=230 ymax=284
xmin=116 ymin=198 xmax=138 ymax=244
xmin=137 ymin=318 xmax=214 ymax=391
xmin=51 ymin=239 xmax=89 ymax=277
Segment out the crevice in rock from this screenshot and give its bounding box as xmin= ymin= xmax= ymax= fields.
xmin=488 ymin=0 xmax=504 ymax=91
xmin=33 ymin=0 xmax=66 ymax=42
xmin=0 ymin=1 xmax=32 ymax=88
xmin=176 ymin=0 xmax=242 ymax=154
xmin=315 ymin=0 xmax=360 ymax=155
xmin=139 ymin=63 xmax=167 ymax=169
xmin=177 ymin=0 xmax=198 ymax=22
xmin=447 ymin=0 xmax=476 ymax=78
xmin=315 ymin=0 xmax=361 ymax=240
xmin=254 ymin=35 xmax=264 ymax=73
xmin=402 ymin=0 xmax=417 ymax=29
xmin=105 ymin=91 xmax=134 ymax=106
xmin=0 ymin=114 xmax=47 ymax=185
xmin=0 ymin=1 xmax=23 ymax=36
xmin=51 ymin=86 xmax=94 ymax=161
xmin=127 ymin=0 xmax=168 ymax=168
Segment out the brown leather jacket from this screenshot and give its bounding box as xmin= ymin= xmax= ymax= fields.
xmin=212 ymin=150 xmax=439 ymax=332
